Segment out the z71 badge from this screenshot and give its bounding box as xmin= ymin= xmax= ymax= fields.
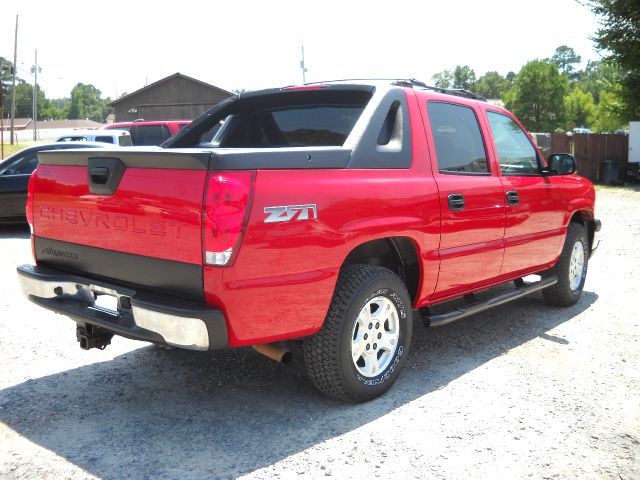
xmin=264 ymin=204 xmax=317 ymax=223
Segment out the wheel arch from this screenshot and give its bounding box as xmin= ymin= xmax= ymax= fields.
xmin=570 ymin=209 xmax=595 ymax=250
xmin=342 ymin=236 xmax=421 ymax=304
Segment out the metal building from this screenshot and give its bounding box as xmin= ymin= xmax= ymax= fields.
xmin=108 ymin=73 xmax=233 ymax=122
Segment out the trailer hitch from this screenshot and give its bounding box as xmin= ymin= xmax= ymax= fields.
xmin=76 ymin=324 xmax=113 ymax=350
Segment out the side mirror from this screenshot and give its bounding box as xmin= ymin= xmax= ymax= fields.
xmin=548 ymin=153 xmax=576 ymax=175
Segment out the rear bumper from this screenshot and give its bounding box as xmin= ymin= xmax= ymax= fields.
xmin=590 ymin=219 xmax=601 ymax=258
xmin=17 ymin=264 xmax=228 ymax=351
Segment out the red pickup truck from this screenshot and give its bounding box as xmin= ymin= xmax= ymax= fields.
xmin=18 ymin=80 xmax=600 ymax=402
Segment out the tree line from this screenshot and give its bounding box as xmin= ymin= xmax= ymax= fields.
xmin=431 ymin=0 xmax=640 ymax=134
xmin=431 ymin=47 xmax=624 ymax=133
xmin=0 ymin=58 xmax=114 ymax=123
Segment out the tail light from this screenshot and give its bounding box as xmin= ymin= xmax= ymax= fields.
xmin=26 ymin=169 xmax=37 ymax=227
xmin=203 ymin=171 xmax=255 ymax=266
xmin=26 ymin=169 xmax=37 ymax=261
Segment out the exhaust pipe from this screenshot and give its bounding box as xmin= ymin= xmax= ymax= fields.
xmin=252 ymin=343 xmax=292 ymax=364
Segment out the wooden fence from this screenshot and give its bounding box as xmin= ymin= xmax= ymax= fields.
xmin=549 ymin=134 xmax=628 ymax=183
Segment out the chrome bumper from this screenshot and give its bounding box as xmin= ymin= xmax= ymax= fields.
xmin=17 ymin=264 xmax=227 ymax=351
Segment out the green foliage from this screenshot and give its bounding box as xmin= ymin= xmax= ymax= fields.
xmin=591 ymin=90 xmax=626 ymax=132
xmin=1 ymin=56 xmax=20 ymax=115
xmin=13 ymin=82 xmax=49 ymax=119
xmin=453 ymin=65 xmax=476 ymax=90
xmin=504 ymin=59 xmax=568 ymax=132
xmin=431 ymin=69 xmax=454 ymax=89
xmin=551 ymin=45 xmax=582 ymax=79
xmin=590 ymin=0 xmax=640 ymax=121
xmin=473 ymin=71 xmax=510 ymax=99
xmin=67 ymin=83 xmax=112 ymax=122
xmin=563 ymin=87 xmax=596 ymax=129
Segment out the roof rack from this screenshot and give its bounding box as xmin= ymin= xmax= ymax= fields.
xmin=300 ymin=78 xmax=487 ymax=101
xmin=391 ymin=79 xmax=487 ymax=101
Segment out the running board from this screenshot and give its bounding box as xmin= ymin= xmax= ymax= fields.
xmin=423 ymin=276 xmax=557 ymax=327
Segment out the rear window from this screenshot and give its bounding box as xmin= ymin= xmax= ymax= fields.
xmin=178 ymin=89 xmax=372 ymax=148
xmin=223 ymin=106 xmax=363 ymax=147
xmin=118 ymin=135 xmax=133 ymax=146
xmin=131 ymin=125 xmax=170 ymax=145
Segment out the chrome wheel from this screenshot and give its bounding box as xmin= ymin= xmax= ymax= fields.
xmin=351 ymin=296 xmax=399 ymax=378
xmin=568 ymin=240 xmax=586 ymax=291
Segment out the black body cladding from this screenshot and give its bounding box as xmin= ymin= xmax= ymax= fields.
xmin=35 ymin=237 xmax=204 ymax=301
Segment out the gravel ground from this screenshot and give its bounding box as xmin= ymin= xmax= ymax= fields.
xmin=1 ymin=186 xmax=639 ymax=480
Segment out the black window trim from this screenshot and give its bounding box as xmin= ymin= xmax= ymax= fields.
xmin=427 ymin=100 xmax=492 ymax=176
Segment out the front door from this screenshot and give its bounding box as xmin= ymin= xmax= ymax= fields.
xmin=484 ymin=110 xmax=565 ymax=275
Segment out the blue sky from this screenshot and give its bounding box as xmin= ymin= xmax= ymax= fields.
xmin=1 ymin=0 xmax=602 ymax=99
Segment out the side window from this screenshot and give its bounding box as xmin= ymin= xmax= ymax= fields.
xmin=427 ymin=102 xmax=489 ymax=174
xmin=94 ymin=136 xmax=115 ymax=144
xmin=0 ymin=151 xmax=38 ymax=175
xmin=486 ymin=112 xmax=540 ymax=176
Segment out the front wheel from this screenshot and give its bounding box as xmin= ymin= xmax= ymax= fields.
xmin=303 ymin=264 xmax=413 ymax=402
xmin=543 ymin=223 xmax=589 ymax=306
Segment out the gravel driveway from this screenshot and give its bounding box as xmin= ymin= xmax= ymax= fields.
xmin=1 ymin=187 xmax=638 ymax=480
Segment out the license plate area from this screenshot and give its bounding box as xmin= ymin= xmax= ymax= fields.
xmin=93 ymin=293 xmax=119 ymax=315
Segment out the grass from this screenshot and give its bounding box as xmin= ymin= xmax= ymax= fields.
xmin=0 ymin=140 xmax=47 ymax=160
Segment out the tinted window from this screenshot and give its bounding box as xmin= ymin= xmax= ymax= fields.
xmin=0 ymin=150 xmax=38 ymax=175
xmin=118 ymin=136 xmax=133 ymax=146
xmin=58 ymin=136 xmax=87 ymax=142
xmin=487 ymin=112 xmax=540 ymax=175
xmin=222 ymin=106 xmax=364 ymax=147
xmin=95 ymin=136 xmax=115 ymax=144
xmin=427 ymin=102 xmax=488 ymax=174
xmin=131 ymin=125 xmax=170 ymax=145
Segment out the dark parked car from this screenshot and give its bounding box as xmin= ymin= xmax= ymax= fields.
xmin=0 ymin=142 xmax=107 ymax=223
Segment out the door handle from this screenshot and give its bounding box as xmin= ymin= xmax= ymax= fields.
xmin=448 ymin=193 xmax=465 ymax=211
xmin=506 ymin=190 xmax=519 ymax=206
xmin=90 ymin=167 xmax=109 ymax=185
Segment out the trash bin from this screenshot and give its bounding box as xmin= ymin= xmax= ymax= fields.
xmin=601 ymin=160 xmax=620 ymax=185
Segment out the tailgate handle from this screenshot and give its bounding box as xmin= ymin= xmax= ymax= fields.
xmin=90 ymin=167 xmax=109 ymax=184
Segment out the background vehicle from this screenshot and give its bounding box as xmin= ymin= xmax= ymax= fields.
xmin=54 ymin=129 xmax=132 ymax=146
xmin=18 ymin=80 xmax=600 ymax=402
xmin=103 ymin=120 xmax=190 ymax=145
xmin=0 ymin=142 xmax=108 ymax=223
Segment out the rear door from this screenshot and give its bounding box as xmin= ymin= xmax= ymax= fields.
xmin=423 ymin=100 xmax=506 ymax=298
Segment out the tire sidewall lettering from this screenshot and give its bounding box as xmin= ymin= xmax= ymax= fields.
xmin=352 ymin=285 xmax=408 ymax=387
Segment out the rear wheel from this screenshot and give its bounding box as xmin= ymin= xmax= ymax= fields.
xmin=543 ymin=223 xmax=588 ymax=306
xmin=303 ymin=264 xmax=413 ymax=402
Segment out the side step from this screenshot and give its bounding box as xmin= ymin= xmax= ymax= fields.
xmin=422 ymin=275 xmax=557 ymax=327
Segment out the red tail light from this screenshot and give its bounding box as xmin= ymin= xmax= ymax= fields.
xmin=26 ymin=169 xmax=37 ymax=227
xmin=203 ymin=171 xmax=255 ymax=266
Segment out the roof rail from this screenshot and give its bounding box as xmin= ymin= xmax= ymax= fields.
xmin=392 ymin=79 xmax=487 ymax=101
xmin=298 ymin=78 xmax=487 ymax=101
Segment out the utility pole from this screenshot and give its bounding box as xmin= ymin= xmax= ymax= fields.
xmin=10 ymin=14 xmax=18 ymax=145
xmin=300 ymin=46 xmax=308 ymax=84
xmin=31 ymin=49 xmax=41 ymax=141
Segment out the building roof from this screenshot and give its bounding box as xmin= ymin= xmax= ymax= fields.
xmin=108 ymin=73 xmax=233 ymax=107
xmin=35 ymin=119 xmax=104 ymax=129
xmin=0 ymin=118 xmax=32 ymax=130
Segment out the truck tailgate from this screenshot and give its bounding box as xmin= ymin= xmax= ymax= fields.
xmin=31 ymin=149 xmax=210 ymax=299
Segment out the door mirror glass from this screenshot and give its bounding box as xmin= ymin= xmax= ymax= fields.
xmin=549 ymin=153 xmax=576 ymax=175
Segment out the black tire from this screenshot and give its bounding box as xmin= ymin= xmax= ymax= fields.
xmin=543 ymin=223 xmax=589 ymax=306
xmin=303 ymin=264 xmax=413 ymax=402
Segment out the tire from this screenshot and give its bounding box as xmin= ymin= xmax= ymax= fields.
xmin=543 ymin=223 xmax=589 ymax=307
xmin=303 ymin=264 xmax=413 ymax=402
